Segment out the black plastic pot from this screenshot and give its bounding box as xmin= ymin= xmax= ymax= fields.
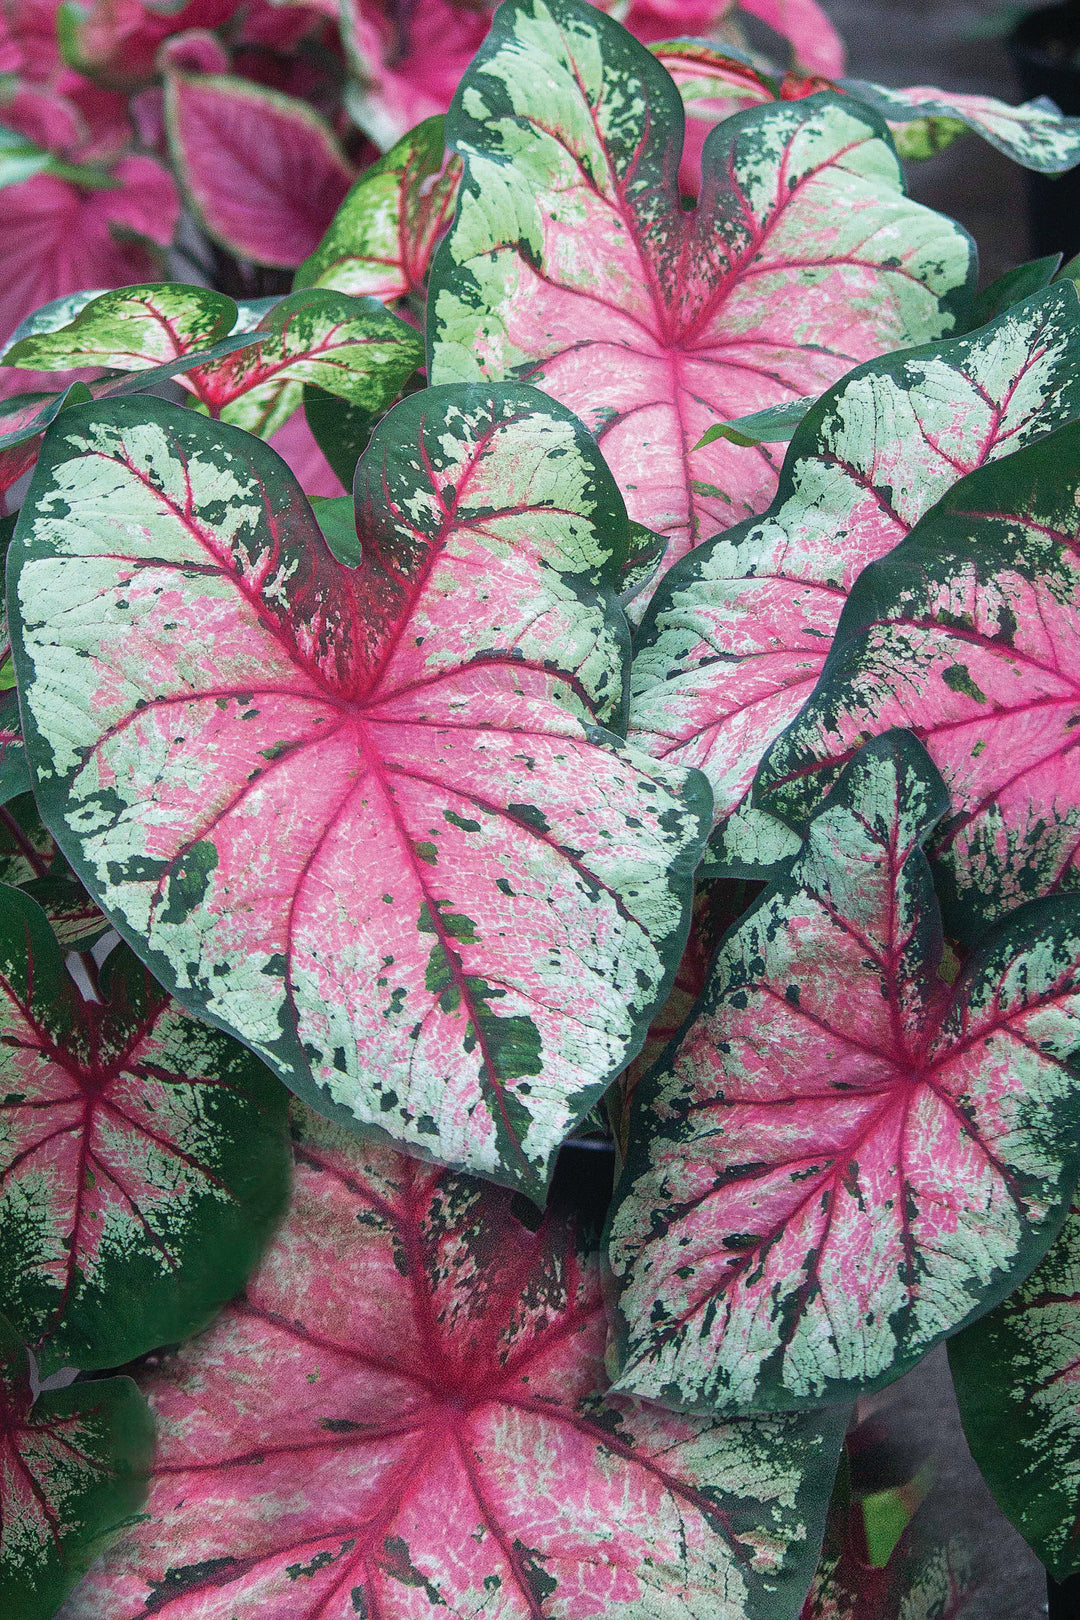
xmin=1008 ymin=3 xmax=1080 ymax=259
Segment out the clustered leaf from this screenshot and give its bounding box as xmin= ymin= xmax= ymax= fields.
xmin=57 ymin=1105 xmax=846 ymax=1620
xmin=629 ymin=283 xmax=1080 ymax=877
xmin=755 ymin=418 xmax=1080 ymax=936
xmin=4 ymin=0 xmax=1080 ymax=1611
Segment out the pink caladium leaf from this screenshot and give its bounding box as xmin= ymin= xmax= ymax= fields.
xmin=608 ymin=730 xmax=1080 ymax=1414
xmin=0 ymin=1311 xmax=153 ymax=1620
xmin=427 ymin=0 xmax=973 ymax=594
xmin=0 ymin=879 xmax=291 ymax=1376
xmin=755 ymin=416 xmax=1080 ymax=938
xmin=629 ymin=283 xmax=1080 ymax=879
xmin=949 ymin=1197 xmax=1080 ymax=1581
xmin=10 ymin=387 xmax=709 ymax=1196
xmin=295 ymin=116 xmax=462 ymax=310
xmin=164 ymin=71 xmax=353 ymax=268
xmin=4 ymin=282 xmax=424 ymax=436
xmin=57 ymin=1104 xmax=846 ymax=1620
xmin=841 ymin=82 xmax=1080 ymax=175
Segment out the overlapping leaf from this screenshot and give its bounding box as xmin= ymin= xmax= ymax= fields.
xmin=0 ymin=881 xmax=290 ymax=1374
xmin=755 ymin=418 xmax=1080 ymax=936
xmin=0 ymin=1312 xmax=152 ymax=1620
xmin=609 ymin=731 xmax=1080 ymax=1414
xmin=295 ymin=116 xmax=462 ymax=309
xmin=3 ymin=282 xmax=423 ymax=436
xmin=11 ymin=387 xmax=708 ymax=1196
xmin=629 ymin=284 xmax=1080 ymax=875
xmin=427 ymin=0 xmax=972 ymax=588
xmin=949 ymin=1196 xmax=1080 ymax=1581
xmin=59 ymin=1105 xmax=844 ymax=1620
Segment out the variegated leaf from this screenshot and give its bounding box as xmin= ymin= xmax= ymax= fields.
xmin=755 ymin=418 xmax=1080 ymax=936
xmin=3 ymin=283 xmax=239 ymax=373
xmin=630 ymin=283 xmax=1080 ymax=875
xmin=949 ymin=1196 xmax=1080 ymax=1581
xmin=0 ymin=881 xmax=291 ymax=1374
xmin=3 ymin=283 xmax=423 ymax=438
xmin=609 ymin=731 xmax=1080 ymax=1413
xmin=427 ymin=0 xmax=973 ymax=592
xmin=59 ymin=1104 xmax=845 ymax=1620
xmin=11 ymin=388 xmax=709 ymax=1197
xmin=842 ymin=82 xmax=1080 ymax=176
xmin=0 ymin=1312 xmax=153 ymax=1620
xmin=295 ymin=116 xmax=462 ymax=309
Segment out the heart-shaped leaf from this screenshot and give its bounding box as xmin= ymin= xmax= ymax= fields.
xmin=164 ymin=72 xmax=353 ymax=268
xmin=754 ymin=418 xmax=1080 ymax=936
xmin=629 ymin=284 xmax=1080 ymax=876
xmin=609 ymin=730 xmax=1080 ymax=1414
xmin=11 ymin=387 xmax=709 ymax=1196
xmin=296 ymin=116 xmax=462 ymax=309
xmin=949 ymin=1196 xmax=1080 ymax=1581
xmin=427 ymin=0 xmax=973 ymax=588
xmin=58 ymin=1104 xmax=845 ymax=1620
xmin=0 ymin=881 xmax=290 ymax=1375
xmin=3 ymin=284 xmax=423 ymax=437
xmin=0 ymin=1312 xmax=153 ymax=1620
xmin=841 ymin=82 xmax=1080 ymax=175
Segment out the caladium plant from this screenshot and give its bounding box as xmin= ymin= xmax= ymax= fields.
xmin=10 ymin=385 xmax=709 ymax=1196
xmin=56 ymin=1103 xmax=847 ymax=1620
xmin=609 ymin=731 xmax=1080 ymax=1413
xmin=428 ymin=0 xmax=974 ymax=587
xmin=5 ymin=3 xmax=1080 ymax=1615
